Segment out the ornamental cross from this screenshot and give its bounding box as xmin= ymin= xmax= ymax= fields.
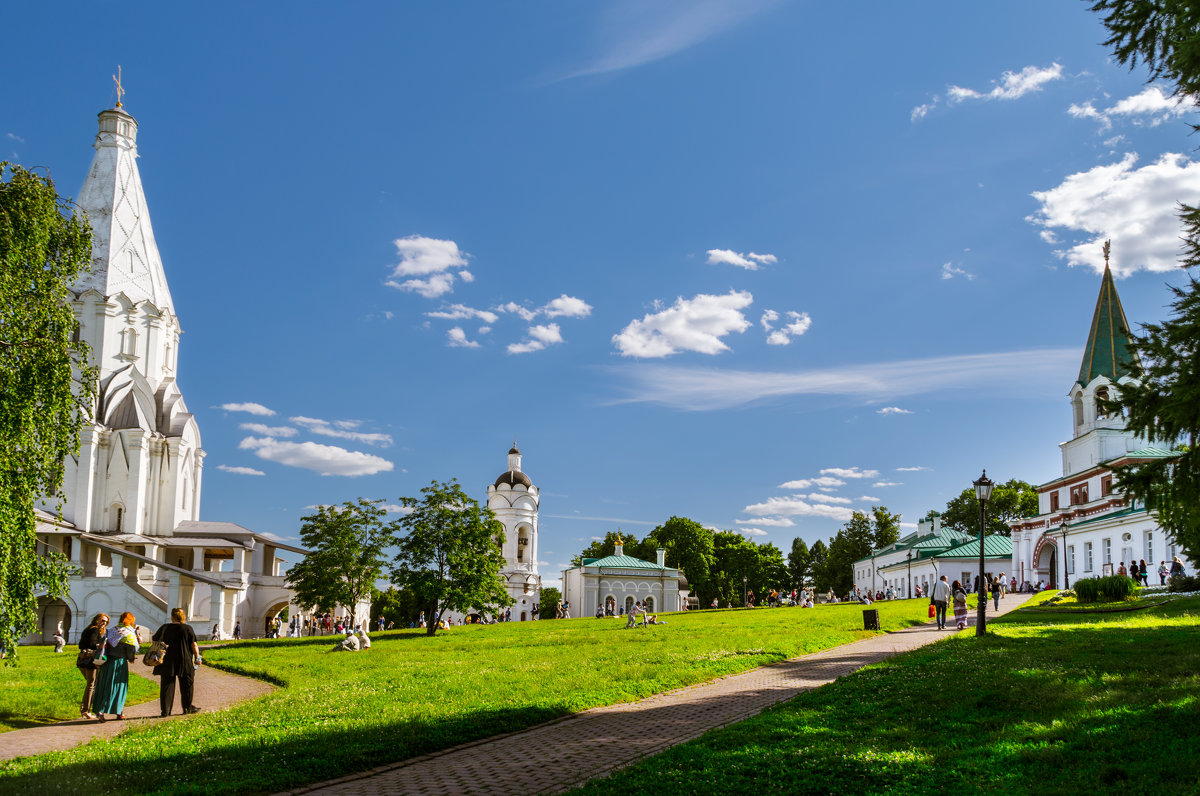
xmin=1103 ymin=239 xmax=1111 ymax=269
xmin=113 ymin=65 xmax=125 ymax=108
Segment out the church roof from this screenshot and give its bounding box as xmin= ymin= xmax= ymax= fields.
xmin=937 ymin=535 xmax=1013 ymax=559
xmin=1078 ymin=260 xmax=1139 ymax=385
xmin=73 ymin=105 xmax=175 ymax=314
xmin=580 ymin=554 xmax=671 ymax=570
xmin=494 ymin=470 xmax=532 ymax=488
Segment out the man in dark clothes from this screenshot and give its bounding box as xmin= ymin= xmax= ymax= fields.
xmin=152 ymin=608 xmax=202 ymax=716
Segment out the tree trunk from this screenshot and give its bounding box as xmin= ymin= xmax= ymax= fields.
xmin=425 ymin=598 xmax=438 ymax=636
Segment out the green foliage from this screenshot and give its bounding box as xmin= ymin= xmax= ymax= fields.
xmin=0 ymin=646 xmax=157 ymax=731
xmin=569 ymin=596 xmax=1200 ymax=795
xmin=787 ymin=537 xmax=811 ymax=590
xmin=644 ymin=516 xmax=715 ymax=597
xmin=0 ymin=163 xmax=96 ymax=662
xmin=574 ymin=530 xmax=653 ymax=564
xmin=538 ymin=586 xmax=561 ymax=619
xmin=816 ymin=507 xmax=901 ymax=595
xmin=286 ymin=498 xmax=389 ymax=627
xmin=369 ymin=585 xmax=423 ymax=628
xmin=940 ymin=479 xmax=1038 ymax=537
xmin=1073 ymin=575 xmax=1138 ymax=603
xmin=1168 ymin=573 xmax=1200 ymax=592
xmin=1091 ymin=1 xmax=1200 ymax=103
xmin=808 ymin=539 xmax=829 ymax=590
xmin=389 ymin=479 xmax=512 ymax=635
xmin=0 ymin=600 xmax=932 ymax=793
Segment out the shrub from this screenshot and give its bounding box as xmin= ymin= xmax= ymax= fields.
xmin=1073 ymin=576 xmax=1137 ymax=603
xmin=1168 ymin=574 xmax=1200 ymax=593
xmin=1074 ymin=578 xmax=1100 ymax=603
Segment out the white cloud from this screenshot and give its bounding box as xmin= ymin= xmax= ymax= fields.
xmin=7 ymin=133 xmax=24 ymax=143
xmin=239 ymin=423 xmax=298 ymax=438
xmin=290 ymin=416 xmax=393 ymax=447
xmin=558 ymin=0 xmax=780 ymax=81
xmin=764 ymin=311 xmax=811 ymax=345
xmin=1071 ymin=86 xmax=1194 ymax=130
xmin=872 ymin=481 xmax=903 ymax=488
xmin=613 ymin=290 xmax=753 ymax=358
xmin=385 ymin=235 xmax=470 ymax=298
xmin=217 ymin=464 xmax=266 ymax=476
xmin=740 ymin=527 xmax=769 ymax=536
xmin=508 ymin=323 xmax=564 ymax=354
xmin=735 ymin=517 xmax=794 ymax=527
xmin=820 ymin=467 xmax=879 ymax=479
xmin=941 ymin=262 xmax=974 ymax=280
xmin=496 ymin=301 xmax=538 ymax=321
xmin=876 ymin=407 xmax=913 ymax=415
xmin=607 ymin=348 xmax=1080 ymax=410
xmin=857 ymin=495 xmax=880 ymax=502
xmin=542 ymin=295 xmax=593 ymax=318
xmin=218 ymin=402 xmax=275 ymax=416
xmin=447 ymin=326 xmax=481 ymax=348
xmin=1029 ymin=152 xmax=1200 ymax=274
xmin=743 ymin=496 xmax=854 ymax=522
xmin=778 ymin=476 xmax=845 ymax=490
xmin=381 ymin=504 xmax=415 ymax=515
xmin=706 ymin=249 xmax=777 ymax=270
xmin=911 ymin=101 xmax=937 ymax=122
xmin=896 ymin=466 xmax=931 ymax=472
xmin=759 ymin=309 xmax=778 ymax=333
xmin=426 ymin=304 xmax=499 ymax=324
xmin=804 ymin=493 xmax=852 ymax=505
xmin=948 ymin=63 xmax=1063 ymax=102
xmin=239 ymin=437 xmax=393 ymax=477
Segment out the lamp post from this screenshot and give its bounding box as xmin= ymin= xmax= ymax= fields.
xmin=743 ymin=575 xmax=748 ymax=608
xmin=906 ymin=550 xmax=912 ymax=598
xmin=974 ymin=469 xmax=994 ymax=636
xmin=1059 ymin=518 xmax=1070 ymax=589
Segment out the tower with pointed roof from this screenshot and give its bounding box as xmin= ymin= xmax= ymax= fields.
xmin=486 ymin=444 xmax=542 ymax=619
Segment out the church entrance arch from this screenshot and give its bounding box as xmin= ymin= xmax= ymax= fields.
xmin=1033 ymin=535 xmax=1058 ymax=589
xmin=645 ymin=596 xmax=655 ymax=613
xmin=625 ymin=596 xmax=634 ymax=615
xmin=604 ymin=596 xmax=615 ymax=615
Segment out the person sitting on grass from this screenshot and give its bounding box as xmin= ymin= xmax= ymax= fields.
xmin=356 ymin=629 xmax=371 ymax=650
xmin=646 ymin=615 xmax=666 ymax=625
xmin=333 ymin=631 xmax=360 ymax=652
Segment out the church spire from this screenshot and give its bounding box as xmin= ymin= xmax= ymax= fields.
xmin=1077 ymin=240 xmax=1138 ymax=385
xmin=73 ymin=96 xmax=175 ymax=314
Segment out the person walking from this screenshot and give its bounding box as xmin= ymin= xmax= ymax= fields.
xmin=91 ymin=611 xmax=139 ymax=721
xmin=951 ymin=580 xmax=969 ymax=630
xmin=76 ymin=613 xmax=109 ymax=719
xmin=1138 ymin=559 xmax=1150 ymax=587
xmin=152 ymin=608 xmax=203 ymax=716
xmin=932 ymin=575 xmax=951 ymax=630
xmin=1159 ymin=561 xmax=1169 ymax=585
xmin=233 ymin=621 xmax=242 ymax=641
xmin=990 ymin=575 xmax=1002 ymax=610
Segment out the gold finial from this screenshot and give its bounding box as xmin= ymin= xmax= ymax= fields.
xmin=615 ymin=531 xmax=623 ymax=546
xmin=1103 ymin=239 xmax=1111 ymax=270
xmin=113 ymin=65 xmax=125 ymax=108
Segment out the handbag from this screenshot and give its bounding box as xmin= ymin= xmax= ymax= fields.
xmin=75 ymin=648 xmax=95 ymax=668
xmin=92 ymin=644 xmax=108 ymax=668
xmin=143 ymin=640 xmax=168 ymax=666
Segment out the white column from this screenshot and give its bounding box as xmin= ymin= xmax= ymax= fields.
xmin=125 ymin=432 xmax=149 ymax=535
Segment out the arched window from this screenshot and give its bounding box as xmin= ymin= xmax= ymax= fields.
xmin=1072 ymin=394 xmax=1084 ymax=429
xmin=112 ymin=504 xmax=124 ymax=532
xmin=625 ymin=596 xmax=635 ymax=614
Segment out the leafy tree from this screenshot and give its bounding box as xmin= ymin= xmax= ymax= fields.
xmin=941 ymin=479 xmax=1038 ymax=537
xmin=814 ymin=508 xmax=902 ymax=597
xmin=1 ymin=164 xmax=96 ymax=661
xmin=572 ymin=530 xmax=654 ymax=565
xmin=286 ymin=498 xmax=389 ymax=629
xmin=870 ymin=506 xmax=902 ymax=549
xmin=644 ymin=516 xmax=715 ymax=597
xmin=787 ymin=538 xmax=811 ymax=590
xmin=538 ymin=586 xmax=561 ymax=619
xmin=389 ymin=479 xmax=512 ymax=636
xmin=370 ymin=585 xmax=423 ymax=628
xmin=1089 ymin=3 xmax=1200 ymax=559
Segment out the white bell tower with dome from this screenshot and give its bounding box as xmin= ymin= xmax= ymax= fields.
xmin=486 ymin=444 xmax=542 ymax=620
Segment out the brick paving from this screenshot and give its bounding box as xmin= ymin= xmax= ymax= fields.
xmin=0 ymin=650 xmax=274 ymax=762
xmin=283 ymin=595 xmax=1032 ymax=796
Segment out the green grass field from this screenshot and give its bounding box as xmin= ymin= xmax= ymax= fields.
xmin=0 ymin=649 xmax=158 ymax=732
xmin=569 ymin=593 xmax=1200 ymax=796
xmin=0 ymin=602 xmax=929 ymax=795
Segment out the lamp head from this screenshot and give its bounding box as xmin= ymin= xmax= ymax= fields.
xmin=973 ymin=469 xmax=995 ymax=503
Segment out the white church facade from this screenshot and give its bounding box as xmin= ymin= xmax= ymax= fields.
xmin=29 ymin=100 xmax=304 ymax=643
xmin=487 ymin=445 xmax=543 ymax=621
xmin=561 ymin=538 xmax=686 ymax=617
xmin=1009 ymin=252 xmax=1194 ymax=587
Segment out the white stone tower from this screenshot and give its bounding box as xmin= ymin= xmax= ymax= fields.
xmin=486 ymin=444 xmax=542 ymax=620
xmin=55 ymin=102 xmax=204 ymax=535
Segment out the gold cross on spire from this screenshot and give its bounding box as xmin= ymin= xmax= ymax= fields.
xmin=1103 ymin=239 xmax=1111 ymax=270
xmin=113 ymin=65 xmax=125 ymax=108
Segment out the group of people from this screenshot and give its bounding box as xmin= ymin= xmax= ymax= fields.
xmin=622 ymin=600 xmax=666 ymax=628
xmin=1119 ymin=557 xmax=1186 ymax=586
xmin=77 ymin=608 xmax=203 ymax=721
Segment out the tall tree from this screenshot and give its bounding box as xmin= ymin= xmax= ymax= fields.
xmin=645 ymin=516 xmax=715 ymax=596
xmin=787 ymin=538 xmax=811 ymax=590
xmin=1088 ymin=3 xmax=1200 ymax=560
xmin=940 ymin=479 xmax=1038 ymax=537
xmin=0 ymin=164 xmax=96 ymax=661
xmin=809 ymin=539 xmax=830 ymax=592
xmin=389 ymin=479 xmax=512 ymax=636
xmin=870 ymin=506 xmax=902 ymax=549
xmin=538 ymin=586 xmax=562 ymax=619
xmin=572 ymin=530 xmax=654 ymax=565
xmin=286 ymin=498 xmax=389 ymax=629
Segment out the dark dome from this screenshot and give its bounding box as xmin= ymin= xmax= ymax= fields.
xmin=508 ymin=445 xmax=521 ymax=455
xmin=494 ymin=470 xmax=532 ymax=488
xmin=677 ymin=573 xmax=690 ymax=588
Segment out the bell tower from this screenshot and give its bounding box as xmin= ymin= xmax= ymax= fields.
xmin=486 ymin=444 xmax=542 ymax=619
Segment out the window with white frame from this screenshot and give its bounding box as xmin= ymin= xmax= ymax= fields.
xmin=1103 ymin=538 xmax=1112 ymax=565
xmin=1067 ymin=545 xmax=1075 ymax=575
xmin=1084 ymin=542 xmax=1093 ymax=572
xmin=1145 ymin=530 xmax=1154 ymax=564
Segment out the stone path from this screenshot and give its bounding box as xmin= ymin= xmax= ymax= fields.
xmin=0 ymin=651 xmax=274 ymax=762
xmin=281 ymin=595 xmax=1031 ymax=796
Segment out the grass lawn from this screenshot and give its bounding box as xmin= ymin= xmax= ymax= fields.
xmin=568 ymin=593 xmax=1200 ymax=796
xmin=0 ymin=601 xmax=928 ymax=794
xmin=0 ymin=647 xmax=157 ymax=732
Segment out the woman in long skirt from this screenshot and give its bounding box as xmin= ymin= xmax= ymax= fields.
xmin=91 ymin=611 xmax=139 ymax=721
xmin=951 ymin=580 xmax=969 ymax=630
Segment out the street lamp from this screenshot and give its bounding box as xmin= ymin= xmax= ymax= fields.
xmin=906 ymin=550 xmax=912 ymax=599
xmin=974 ymin=469 xmax=994 ymax=636
xmin=743 ymin=575 xmax=748 ymax=608
xmin=1059 ymin=518 xmax=1070 ymax=589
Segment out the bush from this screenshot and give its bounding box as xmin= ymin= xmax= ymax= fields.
xmin=1073 ymin=575 xmax=1137 ymax=603
xmin=1168 ymin=574 xmax=1200 ymax=593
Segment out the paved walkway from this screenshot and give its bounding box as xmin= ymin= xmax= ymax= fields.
xmin=281 ymin=595 xmax=1032 ymax=796
xmin=0 ymin=652 xmax=274 ymax=762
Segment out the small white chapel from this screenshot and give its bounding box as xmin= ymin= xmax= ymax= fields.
xmin=486 ymin=445 xmax=543 ymax=620
xmin=28 ymin=97 xmax=305 ymax=643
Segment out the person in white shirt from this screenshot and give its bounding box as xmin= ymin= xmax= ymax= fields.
xmin=931 ymin=575 xmax=952 ymax=630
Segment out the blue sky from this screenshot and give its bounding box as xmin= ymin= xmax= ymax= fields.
xmin=6 ymin=2 xmax=1198 ymax=587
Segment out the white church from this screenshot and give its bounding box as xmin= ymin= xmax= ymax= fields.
xmin=1009 ymin=249 xmax=1194 ymax=587
xmin=28 ymin=99 xmax=305 ymax=643
xmin=485 ymin=445 xmax=543 ymax=621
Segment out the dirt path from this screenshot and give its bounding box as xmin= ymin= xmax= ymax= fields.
xmin=281 ymin=595 xmax=1033 ymax=796
xmin=0 ymin=651 xmax=273 ymax=762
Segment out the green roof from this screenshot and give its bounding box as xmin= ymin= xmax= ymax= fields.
xmin=1066 ymin=506 xmax=1147 ymax=529
xmin=1078 ymin=261 xmax=1139 ymax=385
xmin=938 ymin=535 xmax=1013 ymax=559
xmin=1105 ymin=446 xmax=1181 ymax=462
xmin=582 ymin=554 xmax=669 ymax=570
